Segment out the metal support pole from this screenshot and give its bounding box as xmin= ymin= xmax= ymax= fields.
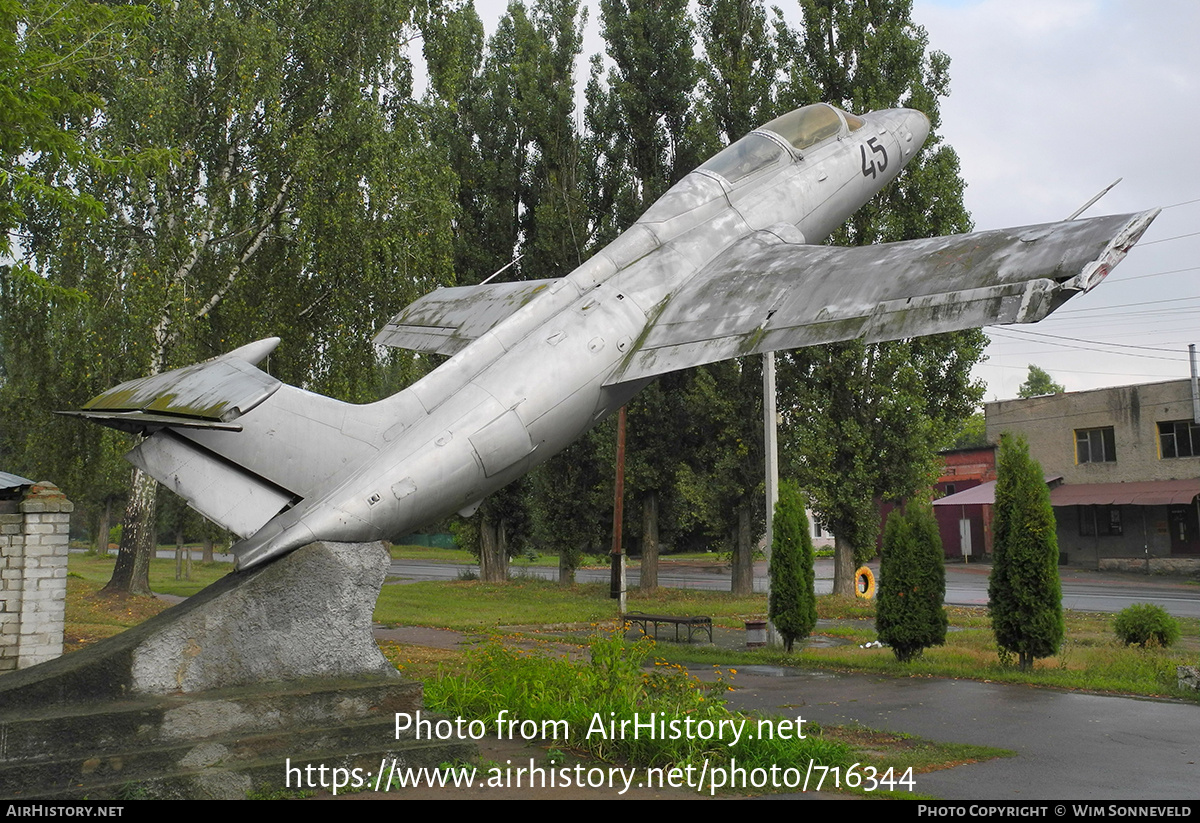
xmin=764 ymin=353 xmax=781 ymax=646
xmin=611 ymin=406 xmax=627 ymax=613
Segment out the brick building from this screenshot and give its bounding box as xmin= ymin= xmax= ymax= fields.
xmin=983 ymin=379 xmax=1200 ymax=571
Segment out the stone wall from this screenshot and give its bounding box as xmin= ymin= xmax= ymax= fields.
xmin=1098 ymin=556 xmax=1200 ymax=577
xmin=0 ymin=482 xmax=73 ymax=671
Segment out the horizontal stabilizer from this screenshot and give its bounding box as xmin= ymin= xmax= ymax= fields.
xmin=69 ymin=338 xmax=283 ymax=433
xmin=375 ymin=279 xmax=557 ymax=355
xmin=607 ymin=210 xmax=1158 ymax=384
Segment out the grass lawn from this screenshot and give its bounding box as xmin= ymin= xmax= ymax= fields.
xmin=374 ymin=577 xmax=767 ymax=630
xmin=652 ymin=601 xmax=1200 ymax=701
xmin=387 ymin=543 xmax=758 ymax=567
xmin=375 ymin=576 xmax=1200 ymax=700
xmin=69 ymin=552 xmax=234 ymax=597
xmin=66 ymin=554 xmax=1200 ymax=700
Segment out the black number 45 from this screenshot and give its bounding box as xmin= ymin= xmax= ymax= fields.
xmin=860 ymin=137 xmax=889 ymax=179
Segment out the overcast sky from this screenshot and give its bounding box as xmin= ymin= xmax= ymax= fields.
xmin=463 ymin=0 xmax=1200 ymax=401
xmin=913 ymin=0 xmax=1200 ymax=400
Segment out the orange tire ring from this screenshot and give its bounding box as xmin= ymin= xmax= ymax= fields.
xmin=854 ymin=566 xmax=876 ymax=599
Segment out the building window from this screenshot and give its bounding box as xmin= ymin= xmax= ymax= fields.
xmin=1075 ymin=427 xmax=1116 ymax=463
xmin=1159 ymin=419 xmax=1200 ymax=458
xmin=1078 ymin=505 xmax=1122 ymax=536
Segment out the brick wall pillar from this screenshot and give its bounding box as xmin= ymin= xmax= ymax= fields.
xmin=0 ymin=482 xmax=73 ymax=671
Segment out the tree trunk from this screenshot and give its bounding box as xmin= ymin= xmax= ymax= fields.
xmin=478 ymin=517 xmax=508 ymax=583
xmin=95 ymin=496 xmax=112 ymax=555
xmin=731 ymin=502 xmax=754 ymax=596
xmin=558 ymin=549 xmax=576 ymax=585
xmin=104 ymin=468 xmax=157 ymax=596
xmin=202 ymin=534 xmax=214 ymax=563
xmin=640 ymin=491 xmax=659 ymax=592
xmin=832 ymin=533 xmax=856 ymax=597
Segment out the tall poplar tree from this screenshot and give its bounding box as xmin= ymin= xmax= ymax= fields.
xmin=691 ymin=0 xmax=777 ymax=595
xmin=583 ymin=0 xmax=701 ymax=585
xmin=776 ymin=0 xmax=984 ymax=595
xmin=429 ymin=0 xmax=590 ymax=579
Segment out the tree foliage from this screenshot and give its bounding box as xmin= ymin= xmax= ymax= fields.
xmin=0 ymin=0 xmax=147 ymax=262
xmin=1017 ymin=365 xmax=1065 ymax=398
xmin=769 ymin=480 xmax=817 ymax=652
xmin=988 ymin=433 xmax=1063 ymax=670
xmin=876 ymin=499 xmax=947 ymax=662
xmin=4 ymin=0 xmax=456 ymax=593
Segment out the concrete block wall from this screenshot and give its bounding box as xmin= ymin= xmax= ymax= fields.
xmin=0 ymin=482 xmax=73 ymax=672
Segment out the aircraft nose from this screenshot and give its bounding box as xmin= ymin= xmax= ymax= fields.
xmin=898 ymin=109 xmax=931 ymax=158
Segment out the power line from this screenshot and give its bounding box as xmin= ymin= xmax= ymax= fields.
xmin=994 ymin=327 xmax=1182 ymax=353
xmin=1138 ymin=229 xmax=1200 ymax=247
xmin=1054 ymin=294 xmax=1200 ymax=316
xmin=1115 ymin=264 xmax=1200 ymax=283
xmin=986 ymin=329 xmax=1188 ymax=363
xmin=1163 ymin=196 xmax=1200 ymax=210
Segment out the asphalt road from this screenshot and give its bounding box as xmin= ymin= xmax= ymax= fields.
xmin=386 ymin=557 xmax=1200 ymax=617
xmin=719 ymin=666 xmax=1200 ymax=800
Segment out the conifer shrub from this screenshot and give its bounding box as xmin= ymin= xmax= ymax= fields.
xmin=876 ymin=500 xmax=947 ymax=662
xmin=989 ymin=434 xmax=1064 ymax=671
xmin=769 ymin=480 xmax=817 ymax=652
xmin=1113 ymin=603 xmax=1180 ymax=648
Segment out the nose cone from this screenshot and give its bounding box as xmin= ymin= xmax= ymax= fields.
xmin=898 ymin=108 xmax=931 ymax=159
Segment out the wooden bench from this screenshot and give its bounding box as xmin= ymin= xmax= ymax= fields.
xmin=623 ymin=612 xmax=713 ymax=643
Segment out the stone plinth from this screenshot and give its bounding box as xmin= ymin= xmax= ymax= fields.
xmin=0 ymin=541 xmax=461 ymax=799
xmin=0 ymin=540 xmax=398 ymax=704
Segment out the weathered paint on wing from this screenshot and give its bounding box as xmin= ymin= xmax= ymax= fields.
xmin=375 ymin=279 xmax=557 ymax=356
xmin=606 ymin=210 xmax=1159 ymax=383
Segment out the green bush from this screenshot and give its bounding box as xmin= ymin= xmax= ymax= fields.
xmin=1113 ymin=603 xmax=1180 ymax=648
xmin=876 ymin=500 xmax=947 ymax=662
xmin=769 ymin=480 xmax=817 ymax=652
xmin=989 ymin=434 xmax=1063 ymax=670
xmin=426 ymin=632 xmax=851 ymax=776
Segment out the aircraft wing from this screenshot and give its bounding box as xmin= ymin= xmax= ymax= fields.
xmin=375 ymin=278 xmax=558 ymax=355
xmin=606 ymin=210 xmax=1158 ymax=385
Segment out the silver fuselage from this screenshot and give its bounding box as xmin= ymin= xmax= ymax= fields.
xmin=231 ymin=107 xmax=931 ymax=568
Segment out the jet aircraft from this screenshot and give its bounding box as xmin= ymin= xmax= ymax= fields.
xmin=69 ymin=104 xmax=1159 ymax=570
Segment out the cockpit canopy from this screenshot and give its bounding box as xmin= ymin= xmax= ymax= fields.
xmin=699 ymin=103 xmax=864 ymax=184
xmin=762 ymin=103 xmax=863 ymax=151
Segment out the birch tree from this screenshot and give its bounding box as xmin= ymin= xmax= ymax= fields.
xmin=26 ymin=0 xmax=455 ymax=593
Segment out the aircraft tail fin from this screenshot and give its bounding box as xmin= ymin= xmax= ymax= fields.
xmin=68 ymin=338 xmax=426 ymax=538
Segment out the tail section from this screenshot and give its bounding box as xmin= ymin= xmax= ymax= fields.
xmin=67 ymin=338 xmax=425 ymax=539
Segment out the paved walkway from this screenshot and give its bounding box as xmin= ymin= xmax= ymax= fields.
xmin=375 ymin=624 xmax=1200 ymax=800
